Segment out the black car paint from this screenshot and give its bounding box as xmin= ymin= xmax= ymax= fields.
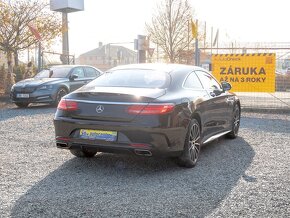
xmin=54 ymin=64 xmax=240 ymax=159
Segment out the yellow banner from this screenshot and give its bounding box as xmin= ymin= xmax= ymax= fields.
xmin=212 ymin=53 xmax=276 ymax=92
xmin=191 ymin=19 xmax=198 ymax=39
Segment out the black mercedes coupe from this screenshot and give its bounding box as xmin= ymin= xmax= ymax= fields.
xmin=53 ymin=63 xmax=241 ymax=168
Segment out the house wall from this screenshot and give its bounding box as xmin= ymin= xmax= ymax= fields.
xmin=76 ymin=45 xmax=137 ymax=71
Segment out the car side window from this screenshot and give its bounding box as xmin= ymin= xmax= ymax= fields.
xmin=71 ymin=67 xmax=85 ymax=78
xmin=85 ymin=67 xmax=100 ymax=78
xmin=183 ymin=72 xmax=203 ymax=89
xmin=196 ymin=71 xmax=221 ymax=90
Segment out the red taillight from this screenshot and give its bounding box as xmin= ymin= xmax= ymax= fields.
xmin=56 ymin=137 xmax=70 ymax=141
xmin=127 ymin=104 xmax=174 ymax=115
xmin=57 ymin=99 xmax=78 ymax=111
xmin=130 ymin=143 xmax=150 ymax=148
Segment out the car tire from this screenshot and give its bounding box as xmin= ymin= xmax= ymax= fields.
xmin=54 ymin=88 xmax=68 ymax=106
xmin=226 ymin=104 xmax=240 ymax=139
xmin=70 ymin=149 xmax=97 ymax=158
xmin=177 ymin=118 xmax=201 ymax=168
xmin=15 ymin=102 xmax=29 ymax=108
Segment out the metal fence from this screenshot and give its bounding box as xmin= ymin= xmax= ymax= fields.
xmin=41 ymin=51 xmax=75 ymax=67
xmin=52 ymin=42 xmax=290 ymax=111
xmin=206 ymin=42 xmax=290 ymax=111
xmin=236 ymin=92 xmax=290 ymax=111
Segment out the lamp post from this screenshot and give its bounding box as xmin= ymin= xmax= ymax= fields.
xmin=50 ymin=0 xmax=84 ymax=65
xmin=62 ymin=12 xmax=69 ymax=64
xmin=194 ymin=20 xmax=199 ymax=66
xmin=136 ymin=35 xmax=148 ymax=63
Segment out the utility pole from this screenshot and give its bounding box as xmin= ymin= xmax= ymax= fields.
xmin=204 ymin=21 xmax=206 ymax=54
xmin=137 ymin=35 xmax=147 ymax=63
xmin=194 ymin=20 xmax=199 ymax=66
xmin=38 ymin=41 xmax=41 ymax=71
xmin=187 ymin=20 xmax=190 ymax=64
xmin=157 ymin=43 xmax=159 ymax=62
xmin=211 ymin=27 xmax=213 ymax=55
xmin=50 ymin=0 xmax=84 ymax=65
xmin=62 ymin=12 xmax=69 ymax=64
xmin=27 ymin=48 xmax=30 ymax=63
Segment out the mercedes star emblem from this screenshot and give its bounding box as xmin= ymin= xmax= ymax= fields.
xmin=96 ymin=105 xmax=104 ymax=113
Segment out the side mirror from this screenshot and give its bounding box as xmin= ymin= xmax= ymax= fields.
xmin=213 ymin=89 xmax=222 ymax=96
xmin=212 ymin=85 xmax=223 ymax=96
xmin=70 ymin=74 xmax=78 ymax=81
xmin=221 ymin=81 xmax=232 ymax=91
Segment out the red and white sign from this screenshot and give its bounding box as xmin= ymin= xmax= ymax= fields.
xmin=27 ymin=23 xmax=41 ymax=41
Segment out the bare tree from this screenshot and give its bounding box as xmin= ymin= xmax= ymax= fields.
xmin=0 ymin=0 xmax=61 ymax=93
xmin=146 ymin=0 xmax=194 ymax=63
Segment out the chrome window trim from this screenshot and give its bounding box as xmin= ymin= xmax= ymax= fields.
xmin=195 ymin=70 xmax=222 ymax=90
xmin=182 ymin=70 xmax=204 ymax=91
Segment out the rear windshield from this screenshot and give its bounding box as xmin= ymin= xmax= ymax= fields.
xmin=88 ymin=69 xmax=170 ymax=88
xmin=34 ymin=67 xmax=72 ymax=78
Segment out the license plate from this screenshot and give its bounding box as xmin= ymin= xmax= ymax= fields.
xmin=79 ymin=129 xmax=117 ymax=141
xmin=16 ymin=93 xmax=29 ymax=98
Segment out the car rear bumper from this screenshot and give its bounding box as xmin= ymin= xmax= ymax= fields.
xmin=54 ymin=117 xmax=187 ymax=157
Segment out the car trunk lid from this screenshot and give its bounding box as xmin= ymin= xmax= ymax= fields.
xmin=67 ymin=87 xmax=166 ymax=122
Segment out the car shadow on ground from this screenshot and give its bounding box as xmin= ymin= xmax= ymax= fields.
xmin=11 ymin=136 xmax=255 ymax=217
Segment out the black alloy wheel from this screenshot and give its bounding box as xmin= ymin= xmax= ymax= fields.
xmin=177 ymin=118 xmax=201 ymax=168
xmin=15 ymin=102 xmax=29 ymax=108
xmin=226 ymin=105 xmax=240 ymax=139
xmin=54 ymin=88 xmax=68 ymax=106
xmin=70 ymin=149 xmax=97 ymax=158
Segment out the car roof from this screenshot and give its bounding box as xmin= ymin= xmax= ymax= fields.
xmin=48 ymin=65 xmax=103 ymax=70
xmin=108 ymin=63 xmax=206 ymax=74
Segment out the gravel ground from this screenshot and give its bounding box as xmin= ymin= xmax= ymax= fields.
xmin=0 ymin=104 xmax=289 ymax=218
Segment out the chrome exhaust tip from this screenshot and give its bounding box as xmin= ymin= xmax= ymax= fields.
xmin=134 ymin=149 xmax=152 ymax=157
xmin=56 ymin=142 xmax=70 ymax=149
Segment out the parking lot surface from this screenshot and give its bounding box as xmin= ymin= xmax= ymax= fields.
xmin=0 ymin=105 xmax=289 ymax=217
